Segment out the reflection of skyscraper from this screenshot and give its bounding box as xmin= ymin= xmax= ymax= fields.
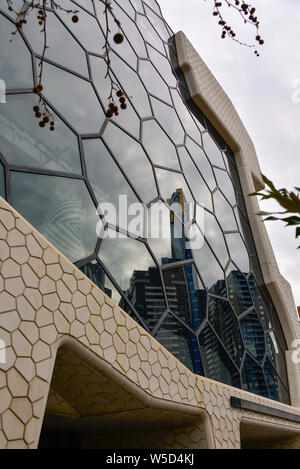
xmin=227 ymin=271 xmax=266 ymax=362
xmin=202 ymin=269 xmax=278 ymax=399
xmin=227 ymin=270 xmax=252 ymax=315
xmin=121 ymin=267 xmax=165 ymax=331
xmin=227 ymin=270 xmax=279 ymax=400
xmin=167 ymin=188 xmax=186 ymax=260
xmin=121 ymin=189 xmax=206 ymax=372
xmin=199 ymin=324 xmax=240 ymax=388
xmin=163 ymin=265 xmax=206 ymax=373
xmin=242 ymin=355 xmax=269 ymax=399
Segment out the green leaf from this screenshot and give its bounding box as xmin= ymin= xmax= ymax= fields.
xmin=257 ymin=211 xmax=273 ymax=216
xmin=282 ymin=216 xmax=300 ymax=226
xmin=261 ymin=174 xmax=276 ymax=191
xmin=248 ymin=192 xmax=262 ymax=197
xmin=264 ymin=216 xmax=280 ymax=221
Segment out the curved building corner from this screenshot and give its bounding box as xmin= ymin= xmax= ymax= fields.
xmin=174 ymin=30 xmax=300 ymax=409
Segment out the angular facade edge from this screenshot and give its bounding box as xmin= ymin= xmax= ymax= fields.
xmin=174 ymin=31 xmax=300 ymax=407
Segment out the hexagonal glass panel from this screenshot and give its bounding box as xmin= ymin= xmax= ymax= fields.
xmin=107 ymin=7 xmax=147 ymax=59
xmin=155 ymin=168 xmax=193 ymax=205
xmin=144 ymin=4 xmax=170 ymax=42
xmin=144 ymin=0 xmax=163 ymax=18
xmin=114 ymin=0 xmax=135 ymax=20
xmin=242 ymin=354 xmax=268 ymax=398
xmin=200 ymin=208 xmax=229 ymax=268
xmin=74 ymin=0 xmax=94 ymax=14
xmin=163 ymin=265 xmax=207 ymax=330
xmin=99 ymin=230 xmax=155 ymax=287
xmin=145 ymin=200 xmax=173 ymax=263
xmin=0 ymin=94 xmax=81 ymax=173
xmin=192 ymin=237 xmax=226 ymax=297
xmin=0 ymin=14 xmax=33 ymax=88
xmin=110 ymin=52 xmax=151 ymax=117
xmin=102 ymin=122 xmax=157 ymax=203
xmin=126 ymin=265 xmax=166 ymax=331
xmin=139 ymin=59 xmax=171 ymax=103
xmin=241 ymin=310 xmax=265 ymax=363
xmin=100 ymin=3 xmax=140 ymax=69
xmin=199 ymin=324 xmax=241 ymax=388
xmin=225 ymin=233 xmax=249 ymax=274
xmin=56 ymin=0 xmax=104 ymax=54
xmin=118 ymin=295 xmax=150 ymax=332
xmin=147 ymin=44 xmax=177 ymax=87
xmin=10 ymin=172 xmax=98 ymax=262
xmin=142 ymin=119 xmax=180 ymax=170
xmin=151 ymin=97 xmax=184 ymax=145
xmin=42 ymin=62 xmax=105 ymax=134
xmin=145 ymin=198 xmax=194 ymax=266
xmin=155 ymin=312 xmax=198 ymax=372
xmin=202 ymin=132 xmax=226 ymax=168
xmin=213 ymin=190 xmax=238 ymax=231
xmin=227 ymin=267 xmax=253 ymax=315
xmin=0 ymin=0 xmax=24 ymax=19
xmin=226 ymin=155 xmax=241 ymax=191
xmin=83 ymin=138 xmax=140 ymax=230
xmin=178 ymin=147 xmax=213 ymax=211
xmin=264 ymin=358 xmax=289 ymax=404
xmin=130 ymin=0 xmax=144 ymax=13
xmin=208 ymin=297 xmax=244 ymax=366
xmin=98 ymin=230 xmax=166 ymax=328
xmin=80 ymin=260 xmax=122 ymax=303
xmin=171 ymin=89 xmax=204 ymax=139
xmin=186 ymin=137 xmax=216 ymax=190
xmin=264 ymin=358 xmax=280 ymax=402
xmin=214 ymin=168 xmax=237 ymax=205
xmin=248 ymin=275 xmax=271 ymax=329
xmin=22 ymin=11 xmax=88 ymax=76
xmin=89 ymin=56 xmax=140 ymax=138
xmin=80 ymin=259 xmax=145 ymax=328
xmin=136 ymin=13 xmax=165 ymax=54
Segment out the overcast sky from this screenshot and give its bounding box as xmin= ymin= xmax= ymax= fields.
xmin=159 ymin=0 xmax=300 ymax=309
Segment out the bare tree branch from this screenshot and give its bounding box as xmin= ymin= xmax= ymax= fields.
xmin=7 ymin=0 xmax=263 ymax=130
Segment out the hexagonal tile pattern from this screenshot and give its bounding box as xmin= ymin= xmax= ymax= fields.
xmin=0 ymin=198 xmax=300 ymax=450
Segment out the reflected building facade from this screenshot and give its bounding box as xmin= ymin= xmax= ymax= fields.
xmin=0 ymin=0 xmax=291 ymax=404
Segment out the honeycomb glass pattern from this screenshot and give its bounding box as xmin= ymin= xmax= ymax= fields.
xmin=0 ymin=0 xmax=290 ymax=403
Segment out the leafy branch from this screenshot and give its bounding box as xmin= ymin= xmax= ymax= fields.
xmin=250 ymin=174 xmax=300 ymax=248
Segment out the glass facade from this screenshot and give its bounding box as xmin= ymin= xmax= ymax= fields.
xmin=0 ymin=0 xmax=290 ymax=403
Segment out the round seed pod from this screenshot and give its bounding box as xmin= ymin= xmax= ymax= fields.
xmin=113 ymin=33 xmax=124 ymax=44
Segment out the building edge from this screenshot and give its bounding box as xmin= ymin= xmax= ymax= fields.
xmin=174 ymin=30 xmax=300 ymax=408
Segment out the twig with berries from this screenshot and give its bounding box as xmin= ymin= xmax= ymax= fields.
xmin=101 ymin=0 xmax=127 ymax=118
xmin=7 ymin=0 xmax=81 ymax=130
xmin=33 ymin=1 xmax=56 ymax=130
xmin=7 ymin=0 xmax=128 ymax=128
xmin=212 ymin=1 xmax=264 ymax=56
